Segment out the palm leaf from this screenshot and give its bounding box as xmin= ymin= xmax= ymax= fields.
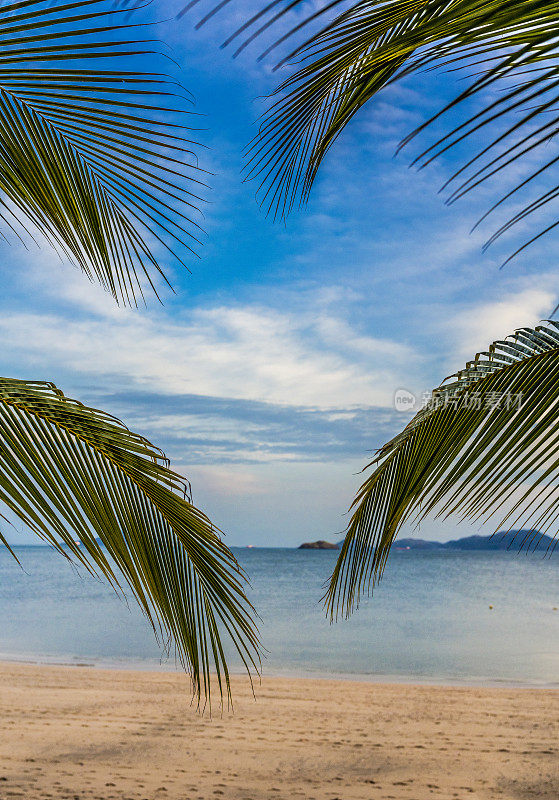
xmin=326 ymin=320 xmax=559 ymax=620
xmin=207 ymin=0 xmax=559 ymax=258
xmin=0 ymin=377 xmax=260 ymax=707
xmin=1 ymin=0 xmax=207 ymax=305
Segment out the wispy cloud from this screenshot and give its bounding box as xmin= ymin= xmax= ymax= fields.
xmin=101 ymin=390 xmax=399 ymax=464
xmin=1 ymin=253 xmax=418 ymax=411
xmin=445 ymin=283 xmax=558 ymax=365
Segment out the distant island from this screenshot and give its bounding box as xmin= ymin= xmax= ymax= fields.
xmin=394 ymin=530 xmax=556 ymax=552
xmin=299 ymin=530 xmax=556 ymax=552
xmin=298 ymin=540 xmax=339 ymax=550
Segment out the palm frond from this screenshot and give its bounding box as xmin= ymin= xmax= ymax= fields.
xmin=211 ymin=0 xmax=559 ymax=257
xmin=1 ymin=0 xmax=208 ymax=305
xmin=0 ymin=377 xmax=260 ymax=707
xmin=326 ymin=320 xmax=559 ymax=620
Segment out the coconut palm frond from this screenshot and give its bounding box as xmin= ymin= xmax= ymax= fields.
xmin=326 ymin=320 xmax=559 ymax=620
xmin=0 ymin=377 xmax=260 ymax=707
xmin=1 ymin=0 xmax=208 ymax=305
xmin=216 ymin=0 xmax=559 ymax=258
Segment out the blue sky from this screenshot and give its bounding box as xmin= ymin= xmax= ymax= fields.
xmin=3 ymin=2 xmax=559 ymax=546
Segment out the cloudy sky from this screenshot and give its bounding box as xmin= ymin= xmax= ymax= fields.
xmin=3 ymin=2 xmax=559 ymax=546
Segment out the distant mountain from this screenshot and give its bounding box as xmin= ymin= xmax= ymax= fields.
xmin=393 ymin=530 xmax=556 ymax=552
xmin=444 ymin=531 xmax=556 ymax=551
xmin=394 ymin=538 xmax=445 ymax=550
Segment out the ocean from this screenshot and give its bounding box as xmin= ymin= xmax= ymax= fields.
xmin=1 ymin=546 xmax=558 ymax=686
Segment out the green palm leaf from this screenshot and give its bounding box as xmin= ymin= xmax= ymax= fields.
xmin=0 ymin=377 xmax=260 ymax=706
xmin=211 ymin=0 xmax=559 ymax=258
xmin=1 ymin=0 xmax=207 ymax=305
xmin=326 ymin=320 xmax=559 ymax=620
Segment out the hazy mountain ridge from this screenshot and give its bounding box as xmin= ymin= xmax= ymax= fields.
xmin=299 ymin=530 xmax=557 ymax=551
xmin=394 ymin=531 xmax=556 ymax=552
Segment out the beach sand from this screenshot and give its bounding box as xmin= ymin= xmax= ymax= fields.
xmin=0 ymin=663 xmax=557 ymax=800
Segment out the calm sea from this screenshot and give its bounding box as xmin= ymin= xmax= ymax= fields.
xmin=1 ymin=546 xmax=558 ymax=686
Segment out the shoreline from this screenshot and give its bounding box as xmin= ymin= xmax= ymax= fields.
xmin=1 ymin=661 xmax=558 ymax=800
xmin=1 ymin=653 xmax=558 ymax=691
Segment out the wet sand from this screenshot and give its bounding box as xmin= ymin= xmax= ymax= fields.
xmin=0 ymin=662 xmax=558 ymax=800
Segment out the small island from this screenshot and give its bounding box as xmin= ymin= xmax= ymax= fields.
xmin=298 ymin=540 xmax=340 ymax=550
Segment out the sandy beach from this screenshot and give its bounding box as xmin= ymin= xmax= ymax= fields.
xmin=0 ymin=663 xmax=557 ymax=800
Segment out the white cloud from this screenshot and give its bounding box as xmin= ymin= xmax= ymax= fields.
xmin=447 ymin=284 xmax=557 ymax=364
xmin=0 ymin=254 xmax=419 ymax=411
